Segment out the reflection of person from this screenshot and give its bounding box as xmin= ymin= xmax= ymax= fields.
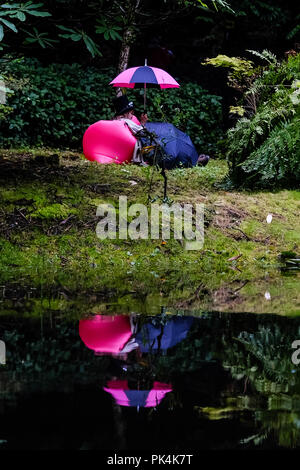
xmin=112 ymin=95 xmax=148 ymax=166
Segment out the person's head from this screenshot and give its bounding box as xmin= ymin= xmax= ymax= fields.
xmin=123 ymin=109 xmax=135 ymax=120
xmin=113 ymin=95 xmax=134 ymax=118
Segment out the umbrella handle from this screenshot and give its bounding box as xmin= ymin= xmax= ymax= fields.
xmin=144 ymin=82 xmax=147 ymax=112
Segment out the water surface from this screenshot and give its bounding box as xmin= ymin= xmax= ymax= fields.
xmin=0 ymin=304 xmax=299 ymax=451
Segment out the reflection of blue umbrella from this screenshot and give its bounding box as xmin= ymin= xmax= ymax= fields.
xmin=144 ymin=122 xmax=198 ymax=169
xmin=135 ymin=316 xmax=194 ymax=353
xmin=124 ymin=390 xmax=150 ymax=407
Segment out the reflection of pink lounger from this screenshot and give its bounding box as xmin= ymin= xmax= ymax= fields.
xmin=82 ymin=120 xmax=137 ymax=164
xmin=79 ymin=315 xmax=132 ymax=354
xmin=104 ymin=380 xmax=172 ymax=407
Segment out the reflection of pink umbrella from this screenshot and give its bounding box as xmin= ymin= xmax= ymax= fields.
xmin=110 ymin=60 xmax=180 ymax=111
xmin=104 ymin=380 xmax=172 ymax=408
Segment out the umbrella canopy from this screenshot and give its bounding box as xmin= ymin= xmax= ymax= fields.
xmin=104 ymin=380 xmax=172 ymax=407
xmin=110 ymin=62 xmax=179 ymax=110
xmin=110 ymin=65 xmax=179 ymax=89
xmin=143 ymin=122 xmax=199 ymax=169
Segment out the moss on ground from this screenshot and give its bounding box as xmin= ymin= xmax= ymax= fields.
xmin=0 ymin=148 xmax=299 ymax=315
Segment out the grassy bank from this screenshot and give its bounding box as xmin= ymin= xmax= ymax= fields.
xmin=0 ymin=149 xmax=299 ymax=315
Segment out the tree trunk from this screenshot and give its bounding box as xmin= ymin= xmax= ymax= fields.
xmin=118 ymin=27 xmax=135 ymax=75
xmin=116 ymin=0 xmax=141 ymax=97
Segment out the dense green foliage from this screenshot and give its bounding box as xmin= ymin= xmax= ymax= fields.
xmin=226 ymin=53 xmax=300 ymax=188
xmin=0 ymin=58 xmax=115 ymax=148
xmin=0 ymin=2 xmax=51 ymax=48
xmin=0 ymin=0 xmax=298 ymax=68
xmin=145 ymin=83 xmax=223 ymax=152
xmin=0 ymin=57 xmax=223 ymax=151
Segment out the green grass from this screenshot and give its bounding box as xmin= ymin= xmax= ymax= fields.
xmin=0 ymin=148 xmax=299 ymax=315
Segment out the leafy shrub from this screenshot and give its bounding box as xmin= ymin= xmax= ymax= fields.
xmin=0 ymin=58 xmax=115 ymax=148
xmin=226 ymin=53 xmax=300 ymax=188
xmin=145 ymin=83 xmax=223 ymax=153
xmin=241 ymin=119 xmax=300 ymax=186
xmin=0 ymin=57 xmax=223 ymax=153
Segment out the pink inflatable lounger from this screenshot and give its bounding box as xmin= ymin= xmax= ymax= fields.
xmin=82 ymin=120 xmax=138 ymax=164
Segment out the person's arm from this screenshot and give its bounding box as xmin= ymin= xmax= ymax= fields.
xmin=140 ymin=112 xmax=148 ymax=126
xmin=122 ymin=118 xmax=143 ymax=135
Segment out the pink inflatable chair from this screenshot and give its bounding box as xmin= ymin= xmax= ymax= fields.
xmin=82 ymin=116 xmax=141 ymax=165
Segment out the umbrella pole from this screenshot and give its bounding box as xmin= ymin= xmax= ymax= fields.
xmin=144 ymin=58 xmax=148 ymax=112
xmin=161 ymin=161 xmax=168 ymax=201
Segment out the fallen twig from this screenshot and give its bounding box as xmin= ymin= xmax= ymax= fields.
xmin=229 ymin=227 xmax=251 ymax=241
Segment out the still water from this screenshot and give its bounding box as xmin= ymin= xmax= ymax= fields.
xmin=0 ymin=303 xmax=300 ymax=451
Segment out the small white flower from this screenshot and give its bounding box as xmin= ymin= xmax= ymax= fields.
xmin=264 ymin=291 xmax=271 ymax=300
xmin=266 ymin=214 xmax=272 ymax=224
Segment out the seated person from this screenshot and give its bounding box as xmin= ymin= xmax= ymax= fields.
xmin=112 ymin=95 xmax=148 ymax=126
xmin=113 ymin=95 xmax=148 ymax=166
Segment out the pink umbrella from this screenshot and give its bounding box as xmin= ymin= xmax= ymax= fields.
xmin=110 ymin=59 xmax=180 ymax=111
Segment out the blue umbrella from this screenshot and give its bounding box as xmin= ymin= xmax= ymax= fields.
xmin=144 ymin=122 xmax=199 ymax=169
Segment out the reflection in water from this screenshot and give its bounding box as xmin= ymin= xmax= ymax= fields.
xmin=104 ymin=380 xmax=172 ymax=408
xmin=79 ymin=314 xmax=191 ymax=408
xmin=79 ymin=315 xmax=134 ymax=358
xmin=0 ymin=311 xmax=300 ymax=450
xmin=79 ymin=314 xmax=193 ymax=357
